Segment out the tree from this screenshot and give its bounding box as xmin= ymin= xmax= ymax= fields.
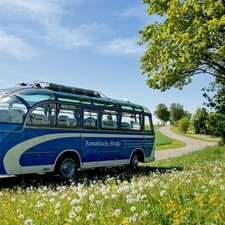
xmin=169 ymin=103 xmax=184 ymax=124
xmin=184 ymin=110 xmax=192 ymax=120
xmin=139 ymin=0 xmax=225 ymax=91
xmin=154 ymin=103 xmax=170 ymax=125
xmin=202 ymin=77 xmax=225 ymax=114
xmin=205 ymin=112 xmax=225 ymax=138
xmin=178 ymin=117 xmax=190 ymax=133
xmin=191 ymin=108 xmax=209 ymax=134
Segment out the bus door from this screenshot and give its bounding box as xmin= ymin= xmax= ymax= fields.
xmin=80 ymin=108 xmax=119 ymax=168
xmin=80 ymin=108 xmax=100 ymax=167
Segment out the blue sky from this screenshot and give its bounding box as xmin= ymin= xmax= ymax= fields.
xmin=0 ymin=0 xmax=215 ymax=123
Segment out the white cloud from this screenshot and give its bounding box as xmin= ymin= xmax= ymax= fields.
xmin=44 ymin=22 xmax=115 ymax=49
xmin=101 ymin=38 xmax=144 ymax=56
xmin=0 ymin=0 xmax=115 ymax=52
xmin=117 ymin=4 xmax=148 ymax=20
xmin=0 ymin=0 xmax=64 ymax=22
xmin=0 ymin=31 xmax=37 ymax=60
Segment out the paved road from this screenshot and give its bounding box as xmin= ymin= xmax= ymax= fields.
xmin=155 ymin=126 xmax=217 ymax=161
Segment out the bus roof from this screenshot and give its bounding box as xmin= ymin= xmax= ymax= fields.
xmin=0 ymin=81 xmax=151 ymax=114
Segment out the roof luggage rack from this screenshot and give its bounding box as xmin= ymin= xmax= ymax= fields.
xmin=46 ymin=83 xmax=102 ymax=98
xmin=18 ymin=81 xmax=105 ymax=98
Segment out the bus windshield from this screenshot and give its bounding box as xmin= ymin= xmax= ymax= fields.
xmin=0 ymin=96 xmax=28 ymax=124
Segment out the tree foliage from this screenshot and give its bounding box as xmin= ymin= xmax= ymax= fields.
xmin=202 ymin=77 xmax=225 ymax=114
xmin=178 ymin=117 xmax=190 ymax=133
xmin=139 ymin=0 xmax=225 ymax=91
xmin=206 ymin=112 xmax=225 ymax=138
xmin=154 ymin=103 xmax=170 ymax=124
xmin=191 ymin=108 xmax=209 ymax=134
xmin=184 ymin=110 xmax=192 ymax=120
xmin=170 ymin=103 xmax=184 ymax=122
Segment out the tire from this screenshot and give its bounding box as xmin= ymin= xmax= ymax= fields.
xmin=58 ymin=157 xmax=76 ymax=180
xmin=130 ymin=154 xmax=139 ymax=170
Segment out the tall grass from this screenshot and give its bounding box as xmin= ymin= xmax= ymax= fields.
xmin=1 ymin=145 xmax=225 ymax=224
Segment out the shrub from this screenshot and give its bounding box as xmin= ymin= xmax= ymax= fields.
xmin=178 ymin=117 xmax=190 ymax=133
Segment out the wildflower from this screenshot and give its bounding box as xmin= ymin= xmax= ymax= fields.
xmin=114 ymin=209 xmax=121 ymax=215
xmin=142 ymin=210 xmax=149 ymax=217
xmin=89 ymin=194 xmax=95 ymax=202
xmin=209 ymin=179 xmax=216 ymax=185
xmin=24 ymin=219 xmax=33 ymax=225
xmin=19 ymin=214 xmax=24 ymax=219
xmin=160 ymin=190 xmax=166 ymax=197
xmin=129 ymin=217 xmax=136 ymax=222
xmin=21 ymin=199 xmax=26 ymax=204
xmin=113 ymin=209 xmax=121 ymax=218
xmin=0 ymin=192 xmax=3 ymax=196
xmin=55 ymin=202 xmax=60 ymax=208
xmin=86 ymin=213 xmax=95 ymax=220
xmin=69 ymin=210 xmax=76 ymax=218
xmin=11 ymin=197 xmax=16 ymax=202
xmin=76 ymin=216 xmax=81 ymax=222
xmin=55 ymin=210 xmax=60 ymax=215
xmin=75 ymin=206 xmax=82 ymax=212
xmin=130 ymin=206 xmax=136 ymax=212
xmin=49 ymin=198 xmax=55 ymax=203
xmin=126 ymin=198 xmax=134 ymax=204
xmin=121 ymin=218 xmax=129 ymax=225
xmin=111 ymin=194 xmax=117 ymax=198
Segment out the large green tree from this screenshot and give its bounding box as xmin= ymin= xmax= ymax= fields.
xmin=170 ymin=103 xmax=184 ymax=123
xmin=139 ymin=0 xmax=225 ymax=91
xmin=154 ymin=103 xmax=170 ymax=124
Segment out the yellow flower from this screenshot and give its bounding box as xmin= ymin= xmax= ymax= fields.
xmin=121 ymin=218 xmax=129 ymax=225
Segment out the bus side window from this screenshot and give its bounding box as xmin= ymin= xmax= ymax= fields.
xmin=58 ymin=104 xmax=79 ymax=127
xmin=27 ymin=103 xmax=55 ymax=126
xmin=83 ymin=109 xmax=98 ymax=128
xmin=101 ymin=110 xmax=118 ymax=129
xmin=144 ymin=116 xmax=152 ymax=131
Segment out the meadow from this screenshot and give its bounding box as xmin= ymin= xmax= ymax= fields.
xmin=1 ymin=145 xmax=224 ymax=225
xmin=155 ymin=126 xmax=186 ymax=150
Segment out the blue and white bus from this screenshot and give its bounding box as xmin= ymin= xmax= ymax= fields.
xmin=0 ymin=81 xmax=155 ymax=180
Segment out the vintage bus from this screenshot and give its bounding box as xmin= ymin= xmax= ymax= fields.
xmin=0 ymin=81 xmax=155 ymax=180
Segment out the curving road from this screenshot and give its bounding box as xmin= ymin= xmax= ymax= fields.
xmin=155 ymin=126 xmax=217 ymax=161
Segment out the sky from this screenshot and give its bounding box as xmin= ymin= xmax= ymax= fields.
xmin=0 ymin=0 xmax=215 ymax=123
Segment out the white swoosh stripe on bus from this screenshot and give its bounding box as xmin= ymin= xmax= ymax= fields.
xmin=3 ymin=133 xmax=80 ymax=174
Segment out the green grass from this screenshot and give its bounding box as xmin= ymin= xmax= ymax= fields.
xmin=1 ymin=145 xmax=225 ymax=224
xmin=171 ymin=126 xmax=221 ymax=142
xmin=155 ymin=127 xmax=186 ymax=150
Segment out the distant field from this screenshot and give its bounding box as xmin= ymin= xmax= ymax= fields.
xmin=155 ymin=129 xmax=171 ymax=146
xmin=154 ymin=125 xmax=186 ymax=150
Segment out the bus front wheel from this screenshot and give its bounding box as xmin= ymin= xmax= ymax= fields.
xmin=130 ymin=154 xmax=139 ymax=170
xmin=59 ymin=158 xmax=76 ymax=180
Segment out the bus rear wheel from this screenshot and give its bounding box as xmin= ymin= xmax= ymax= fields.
xmin=58 ymin=158 xmax=76 ymax=180
xmin=130 ymin=154 xmax=139 ymax=170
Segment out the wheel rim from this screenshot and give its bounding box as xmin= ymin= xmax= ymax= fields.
xmin=59 ymin=158 xmax=75 ymax=180
xmin=131 ymin=155 xmax=138 ymax=169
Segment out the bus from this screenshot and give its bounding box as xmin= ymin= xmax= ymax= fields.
xmin=0 ymin=81 xmax=155 ymax=180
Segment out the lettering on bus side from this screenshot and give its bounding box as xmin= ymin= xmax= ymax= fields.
xmin=85 ymin=140 xmax=121 ymax=147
